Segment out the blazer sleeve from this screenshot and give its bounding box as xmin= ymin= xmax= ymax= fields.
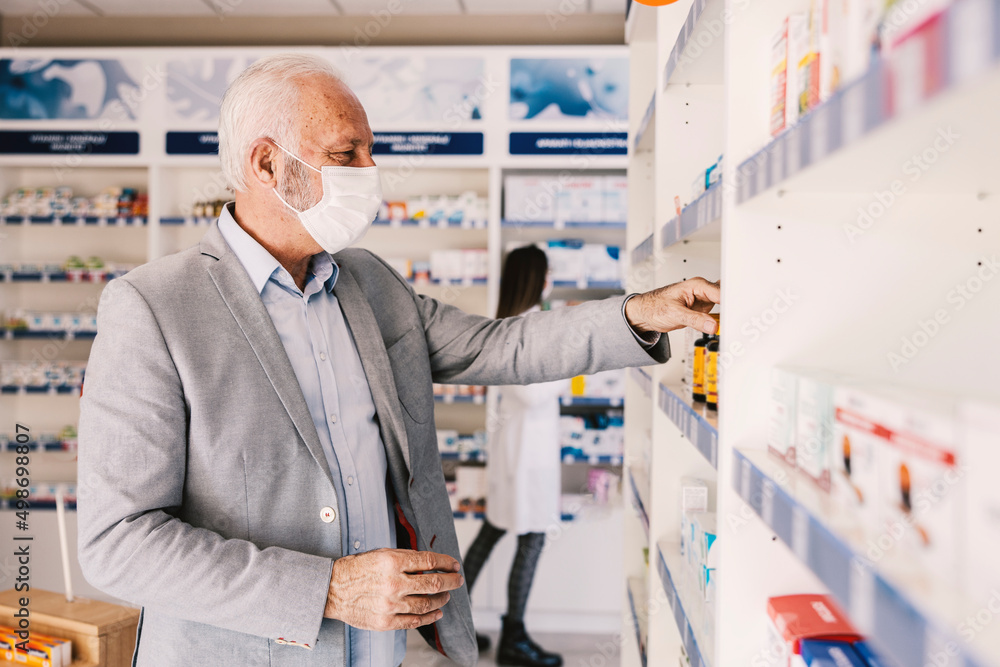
xmin=363 ymin=251 xmax=669 ymax=385
xmin=77 ymin=277 xmax=334 ymax=649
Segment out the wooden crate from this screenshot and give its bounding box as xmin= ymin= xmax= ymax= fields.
xmin=0 ymin=589 xmax=140 ymax=667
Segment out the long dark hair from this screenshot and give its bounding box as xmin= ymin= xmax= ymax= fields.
xmin=496 ymin=245 xmax=548 ymax=319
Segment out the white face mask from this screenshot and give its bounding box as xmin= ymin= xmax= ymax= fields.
xmin=271 ymin=140 xmax=382 ymax=255
xmin=542 ymin=276 xmax=553 ymax=301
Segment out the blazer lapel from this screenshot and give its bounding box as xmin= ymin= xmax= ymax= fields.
xmin=332 ymin=263 xmax=412 ymax=476
xmin=200 ymin=224 xmax=336 ymax=491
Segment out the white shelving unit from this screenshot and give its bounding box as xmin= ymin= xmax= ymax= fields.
xmin=0 ymin=44 xmax=633 ymax=633
xmin=625 ymin=1 xmax=1000 ymax=666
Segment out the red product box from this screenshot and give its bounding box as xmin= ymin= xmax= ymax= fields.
xmin=767 ymin=594 xmax=861 ymax=667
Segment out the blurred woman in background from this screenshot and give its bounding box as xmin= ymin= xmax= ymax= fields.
xmin=462 ymin=245 xmax=566 ymax=667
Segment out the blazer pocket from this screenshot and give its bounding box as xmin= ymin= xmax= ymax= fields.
xmin=385 ymin=326 xmax=433 ymax=424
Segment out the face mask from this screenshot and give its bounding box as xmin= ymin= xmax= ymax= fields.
xmin=271 ymin=140 xmax=382 ymax=254
xmin=541 ymin=276 xmax=553 ymax=301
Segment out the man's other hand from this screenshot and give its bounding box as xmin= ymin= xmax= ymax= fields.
xmin=626 ymin=277 xmax=721 ymax=335
xmin=324 ymin=548 xmax=464 ymax=631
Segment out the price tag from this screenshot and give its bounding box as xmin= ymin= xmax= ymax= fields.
xmin=98 ymin=216 xmax=108 ymax=227
xmin=792 ymin=505 xmax=810 ymax=561
xmin=554 ymin=219 xmax=565 ymax=230
xmin=761 ymin=479 xmax=775 ymax=527
xmin=786 ymin=126 xmax=802 ymax=175
xmin=577 ymin=278 xmax=587 ymax=289
xmin=437 ymin=218 xmax=448 ymax=229
xmin=41 ymin=272 xmax=51 ymax=284
xmin=848 ymin=557 xmax=876 ymax=634
xmin=842 ymin=84 xmax=866 ymax=145
xmin=419 ymin=217 xmax=430 ymax=229
xmin=391 ymin=218 xmax=402 ymax=229
xmin=769 ymin=138 xmax=785 ymax=186
xmin=810 ymin=107 xmax=830 ymax=162
xmin=740 ymin=457 xmax=751 ymax=500
xmin=443 ymin=394 xmax=454 ymax=404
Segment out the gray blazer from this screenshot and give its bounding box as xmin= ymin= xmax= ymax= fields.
xmin=77 ymin=222 xmax=669 ymax=667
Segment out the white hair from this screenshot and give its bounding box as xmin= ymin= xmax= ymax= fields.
xmin=219 ymin=53 xmax=342 ymax=192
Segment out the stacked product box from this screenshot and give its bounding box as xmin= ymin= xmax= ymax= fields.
xmin=381 ymin=191 xmax=487 ymax=226
xmin=0 ymin=626 xmax=72 ymax=667
xmin=566 ymin=368 xmax=626 ymax=401
xmin=2 ymin=311 xmax=98 ymax=333
xmin=765 ymin=594 xmax=890 ymax=667
xmin=691 ymin=155 xmax=724 ymax=200
xmin=428 ymin=249 xmax=488 ymax=283
xmin=1 ymin=186 xmax=146 ymax=220
xmin=0 ymin=362 xmax=86 ymax=389
xmin=767 ymin=369 xmax=967 ymax=590
xmin=544 ymin=240 xmax=622 ymax=285
xmin=504 ymin=174 xmax=628 ymax=224
xmin=559 ymin=411 xmax=625 ymax=460
xmin=432 ymin=384 xmax=486 ymax=400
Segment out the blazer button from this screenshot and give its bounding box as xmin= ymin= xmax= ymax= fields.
xmin=320 ymin=507 xmax=337 ymax=523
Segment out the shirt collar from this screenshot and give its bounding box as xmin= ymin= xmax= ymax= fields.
xmin=217 ymin=203 xmax=338 ymax=294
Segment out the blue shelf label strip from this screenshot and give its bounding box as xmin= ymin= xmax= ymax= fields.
xmin=0 ymin=130 xmax=139 ymax=155
xmin=372 ymin=132 xmax=483 ymax=156
xmin=166 ymin=131 xmax=220 ymax=155
xmin=509 ymin=131 xmax=628 ymax=155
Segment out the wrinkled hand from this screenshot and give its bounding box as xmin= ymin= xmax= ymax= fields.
xmin=324 ymin=548 xmax=463 ymax=632
xmin=625 ymin=277 xmax=720 ymax=335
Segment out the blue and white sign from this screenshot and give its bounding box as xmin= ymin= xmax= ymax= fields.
xmin=509 ymin=132 xmax=628 ymax=155
xmin=0 ymin=130 xmax=140 ymax=155
xmin=372 ymin=132 xmax=483 ymax=155
xmin=166 ymin=131 xmax=220 ymax=155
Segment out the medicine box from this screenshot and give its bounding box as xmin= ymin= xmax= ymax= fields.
xmin=681 ymin=477 xmax=710 ymax=513
xmin=874 ymin=388 xmax=961 ymax=584
xmin=771 ymin=17 xmax=792 ymax=136
xmin=793 ymin=640 xmax=867 ymax=667
xmin=795 ymin=371 xmax=840 ymax=492
xmin=556 ymin=176 xmax=603 ymax=224
xmin=504 ymin=175 xmax=557 ymax=222
xmin=603 ymin=175 xmax=628 ymax=223
xmin=795 ymin=6 xmax=820 ymax=116
xmin=830 ymin=384 xmax=882 ymax=540
xmin=583 ymin=244 xmax=621 ymax=284
xmin=546 ymin=239 xmax=586 ymax=284
xmin=962 ymin=401 xmax=1000 ymax=600
xmin=766 ymin=594 xmax=860 ymax=667
xmin=767 ymin=368 xmax=799 ymax=468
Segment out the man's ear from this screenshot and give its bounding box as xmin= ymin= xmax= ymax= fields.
xmin=248 ymin=139 xmax=279 ymax=189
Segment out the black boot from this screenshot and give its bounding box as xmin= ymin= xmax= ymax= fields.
xmin=497 ymin=615 xmax=563 ymax=667
xmin=477 ymin=633 xmax=491 ymax=652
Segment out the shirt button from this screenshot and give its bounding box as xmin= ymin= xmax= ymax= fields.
xmin=276 ymin=639 xmax=287 ymax=645
xmin=347 ymin=476 xmax=354 ymax=486
xmin=320 ymin=352 xmax=327 ymax=361
xmin=320 ymin=507 xmax=336 ymax=523
xmin=354 ymin=540 xmax=361 ymax=550
xmin=329 ymin=414 xmax=337 ymax=424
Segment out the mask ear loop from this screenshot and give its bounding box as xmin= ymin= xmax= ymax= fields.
xmin=270 ymin=139 xmax=322 ymax=214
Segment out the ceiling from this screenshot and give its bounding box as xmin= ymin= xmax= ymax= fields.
xmin=0 ymin=0 xmax=627 ymax=17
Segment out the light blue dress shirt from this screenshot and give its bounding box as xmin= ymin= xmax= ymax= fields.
xmin=219 ymin=206 xmax=406 ymax=667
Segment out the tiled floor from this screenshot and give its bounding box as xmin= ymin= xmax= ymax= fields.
xmin=404 ymin=630 xmax=623 ymax=666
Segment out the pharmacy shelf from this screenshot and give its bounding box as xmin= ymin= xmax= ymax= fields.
xmin=657 ymin=383 xmax=718 ymax=469
xmin=433 ymin=394 xmax=485 ymax=404
xmin=452 ymin=510 xmax=577 ymax=522
xmin=732 ymin=448 xmax=999 ymax=667
xmin=661 ymin=180 xmax=722 ymax=248
xmin=552 ymin=280 xmax=623 ymax=290
xmin=1 ymin=384 xmax=81 ymax=395
xmin=657 ymin=541 xmax=714 ymax=667
xmin=0 ymin=499 xmax=77 ymax=510
xmin=634 ymin=94 xmax=656 ymax=153
xmin=631 ymin=367 xmax=653 ymax=399
xmin=0 ymin=215 xmax=146 ymax=226
xmin=440 ymin=450 xmax=486 ymax=462
xmin=662 ymin=0 xmax=725 ymax=88
xmin=736 ymin=0 xmax=1000 ymax=204
xmin=630 ymin=234 xmax=654 ymax=266
xmin=0 ymin=329 xmax=96 ymax=341
xmin=409 ymin=278 xmax=488 ymax=287
xmin=0 ymin=269 xmax=127 ymax=283
xmin=560 ymin=452 xmax=624 ymax=465
xmin=159 ymin=216 xmax=216 ymax=226
xmin=626 ymin=576 xmax=649 ymax=667
xmin=559 ymin=396 xmax=623 ymax=408
xmin=375 ymin=218 xmax=488 ymax=229
xmin=628 ymin=466 xmax=651 ymax=541
xmin=501 ymin=219 xmax=627 ymax=230
xmin=1 ymin=439 xmax=76 ymax=451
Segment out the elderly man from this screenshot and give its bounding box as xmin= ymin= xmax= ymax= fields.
xmin=77 ymin=54 xmax=719 ymax=667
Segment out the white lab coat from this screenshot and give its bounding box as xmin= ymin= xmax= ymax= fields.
xmin=486 ymin=307 xmax=569 ymax=534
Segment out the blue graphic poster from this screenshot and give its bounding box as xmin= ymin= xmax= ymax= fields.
xmin=509 ymin=58 xmax=629 ymax=121
xmin=0 ymin=59 xmax=144 ymax=120
xmin=165 ymin=57 xmax=258 ymax=122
